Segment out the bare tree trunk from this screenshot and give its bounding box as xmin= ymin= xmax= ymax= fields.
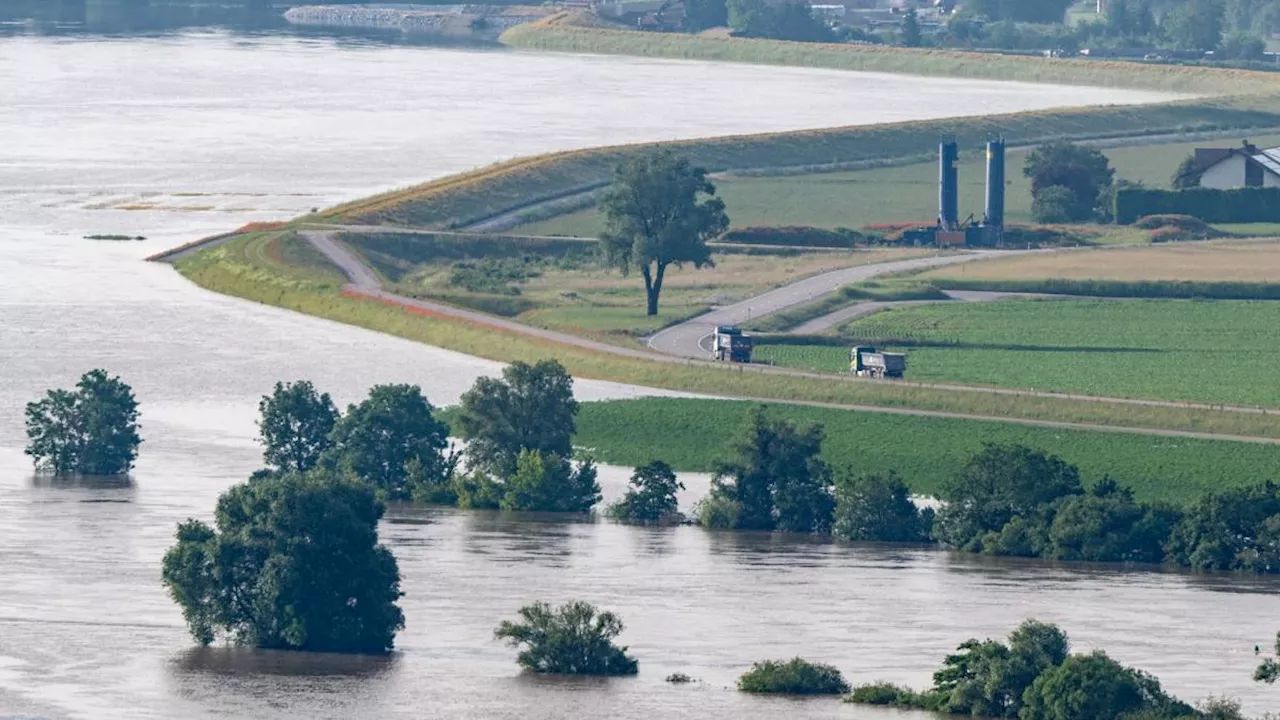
xmin=642 ymin=265 xmax=658 ymax=316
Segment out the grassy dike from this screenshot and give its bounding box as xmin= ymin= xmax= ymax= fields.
xmin=176 ymin=232 xmax=1280 ymax=440
xmin=501 ymin=17 xmax=1278 ymax=93
xmin=573 ymin=398 xmax=1280 ymax=504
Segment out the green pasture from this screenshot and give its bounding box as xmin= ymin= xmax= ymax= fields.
xmin=754 ymin=298 xmax=1280 ymax=407
xmin=574 ymin=398 xmax=1280 ymax=504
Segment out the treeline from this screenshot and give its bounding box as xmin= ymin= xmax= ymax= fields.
xmin=699 ymin=409 xmax=1280 ymax=573
xmin=850 ymin=619 xmax=1253 ymax=720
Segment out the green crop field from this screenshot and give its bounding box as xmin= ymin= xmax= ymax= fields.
xmin=519 ymin=133 xmax=1280 ymax=236
xmin=575 ymin=398 xmax=1280 ymax=504
xmin=754 ymin=298 xmax=1280 ymax=407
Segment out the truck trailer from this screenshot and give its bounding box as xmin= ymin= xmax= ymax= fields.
xmin=850 ymin=345 xmax=906 ymax=378
xmin=713 ymin=326 xmax=753 ymax=363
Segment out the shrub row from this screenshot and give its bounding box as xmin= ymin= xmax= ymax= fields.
xmin=933 ymin=277 xmax=1280 ymax=300
xmin=719 ymin=225 xmax=867 ymax=248
xmin=1115 ymin=186 xmax=1280 ymax=224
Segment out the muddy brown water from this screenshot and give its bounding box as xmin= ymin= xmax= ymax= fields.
xmin=1 ymin=29 xmax=1274 ymax=719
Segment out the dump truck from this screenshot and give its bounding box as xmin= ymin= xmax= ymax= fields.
xmin=713 ymin=325 xmax=753 ymax=363
xmin=850 ymin=345 xmax=906 ymax=378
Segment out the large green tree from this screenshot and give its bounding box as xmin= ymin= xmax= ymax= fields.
xmin=161 ymin=472 xmax=404 ymax=653
xmin=833 ymin=471 xmax=930 ymax=542
xmin=1023 ymin=141 xmax=1115 ymax=222
xmin=494 ymin=601 xmax=638 ymax=675
xmin=932 ymin=620 xmax=1069 ymax=717
xmin=934 ymin=444 xmax=1083 ymax=552
xmin=456 ymin=360 xmax=578 ymax=478
xmin=25 ymin=368 xmax=141 ymax=476
xmin=703 ymin=406 xmax=834 ymax=533
xmin=257 ymin=380 xmax=338 ymax=475
xmin=323 ymin=384 xmax=455 ymax=500
xmin=599 ymin=151 xmax=729 ymax=316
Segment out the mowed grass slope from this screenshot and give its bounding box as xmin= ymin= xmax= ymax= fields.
xmin=575 ymin=398 xmax=1280 ymax=504
xmin=755 ymin=298 xmax=1280 ymax=407
xmin=519 ymin=133 xmax=1280 ymax=236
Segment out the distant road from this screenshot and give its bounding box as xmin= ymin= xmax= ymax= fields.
xmin=646 ymin=252 xmax=996 ymax=357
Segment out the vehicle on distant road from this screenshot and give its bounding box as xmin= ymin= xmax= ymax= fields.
xmin=713 ymin=326 xmax=753 ymax=363
xmin=850 ymin=345 xmax=906 ymax=378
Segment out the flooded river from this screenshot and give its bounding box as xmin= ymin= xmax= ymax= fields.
xmin=0 ymin=28 xmax=1274 ymax=719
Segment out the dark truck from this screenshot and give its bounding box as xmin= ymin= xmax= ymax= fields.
xmin=850 ymin=345 xmax=906 ymax=379
xmin=713 ymin=325 xmax=753 ymax=363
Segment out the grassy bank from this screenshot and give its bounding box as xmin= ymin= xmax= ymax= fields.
xmin=501 ymin=18 xmax=1278 ymax=94
xmin=574 ymin=398 xmax=1280 ymax=504
xmin=176 ymin=232 xmax=1280 ymax=438
xmin=323 ymin=97 xmax=1280 ymax=232
xmin=752 ymin=298 xmax=1280 ymax=407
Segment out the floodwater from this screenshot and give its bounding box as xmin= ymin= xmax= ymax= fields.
xmin=0 ymin=28 xmax=1274 ymax=720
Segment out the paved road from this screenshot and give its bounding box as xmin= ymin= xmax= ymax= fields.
xmin=647 ymin=252 xmax=996 ymax=357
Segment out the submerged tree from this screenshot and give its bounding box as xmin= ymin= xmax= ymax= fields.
xmin=25 ymin=369 xmax=142 ymax=476
xmin=1256 ymin=632 xmax=1280 ymax=683
xmin=703 ymin=406 xmax=834 ymax=534
xmin=257 ymin=380 xmax=338 ymax=475
xmin=161 ymin=472 xmax=404 ymax=653
xmin=608 ymin=460 xmax=684 ymax=525
xmin=323 ymin=384 xmax=455 ymax=500
xmin=456 ymin=360 xmax=578 ymax=478
xmin=833 ymin=471 xmax=931 ymax=543
xmin=738 ymin=658 xmax=850 ymax=695
xmin=599 ymin=151 xmax=729 ymax=316
xmin=494 ymin=601 xmax=638 ymax=675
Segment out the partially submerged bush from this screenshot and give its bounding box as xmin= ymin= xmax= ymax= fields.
xmin=666 ymin=672 xmax=694 ymax=684
xmin=846 ymin=682 xmax=932 ymax=707
xmin=607 ymin=460 xmax=683 ymax=525
xmin=494 ymin=601 xmax=638 ymax=676
xmin=737 ymin=657 xmax=850 ymax=695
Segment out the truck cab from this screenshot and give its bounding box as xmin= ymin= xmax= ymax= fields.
xmin=713 ymin=326 xmax=753 ymax=363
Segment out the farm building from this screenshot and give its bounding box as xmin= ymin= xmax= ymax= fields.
xmin=1192 ymin=141 xmax=1280 ymax=189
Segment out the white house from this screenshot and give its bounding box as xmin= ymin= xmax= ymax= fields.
xmin=1194 ymin=141 xmax=1280 ymax=189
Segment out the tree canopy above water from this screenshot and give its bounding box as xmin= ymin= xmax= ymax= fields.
xmin=25 ymin=368 xmax=141 ymax=476
xmin=162 ymin=471 xmax=405 ymax=654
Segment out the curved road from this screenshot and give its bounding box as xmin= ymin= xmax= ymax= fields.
xmin=297 ymin=229 xmax=1278 ymax=433
xmin=647 ymin=252 xmax=993 ymax=357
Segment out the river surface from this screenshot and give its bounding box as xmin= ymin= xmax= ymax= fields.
xmin=1 ymin=29 xmax=1276 ymax=719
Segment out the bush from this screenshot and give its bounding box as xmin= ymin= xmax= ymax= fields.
xmin=847 ymin=681 xmax=919 ymax=706
xmin=737 ymin=658 xmax=850 ymax=695
xmin=607 ymin=460 xmax=684 ymax=524
xmin=1133 ymin=214 xmax=1226 ymax=242
xmin=932 ymin=277 xmax=1280 ymax=300
xmin=1115 ymin=186 xmax=1280 ymax=224
xmin=494 ymin=601 xmax=638 ymax=676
